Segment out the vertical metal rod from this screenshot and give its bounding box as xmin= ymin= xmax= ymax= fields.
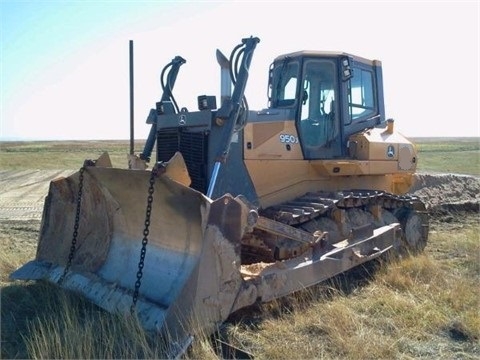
xmin=129 ymin=40 xmax=134 ymax=155
xmin=206 ymin=162 xmax=221 ymax=198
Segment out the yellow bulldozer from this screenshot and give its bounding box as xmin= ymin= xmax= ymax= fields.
xmin=11 ymin=36 xmax=428 ymax=354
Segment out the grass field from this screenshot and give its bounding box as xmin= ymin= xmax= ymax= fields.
xmin=412 ymin=137 xmax=479 ymax=176
xmin=0 ymin=140 xmax=144 ymax=170
xmin=1 ymin=138 xmax=479 ymax=359
xmin=1 ymin=137 xmax=479 ymax=175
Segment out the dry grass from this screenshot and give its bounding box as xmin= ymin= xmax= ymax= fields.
xmin=0 ymin=220 xmax=40 ymax=286
xmin=1 ymin=139 xmax=479 ymax=359
xmin=214 ymin=229 xmax=479 ymax=359
xmin=2 ymin=282 xmax=170 ymax=359
xmin=4 ymin=221 xmax=477 ymax=359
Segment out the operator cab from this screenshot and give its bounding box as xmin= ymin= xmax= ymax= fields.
xmin=268 ymin=51 xmax=386 ymax=159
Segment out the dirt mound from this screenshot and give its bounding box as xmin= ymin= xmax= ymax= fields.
xmin=411 ymin=173 xmax=480 ymax=214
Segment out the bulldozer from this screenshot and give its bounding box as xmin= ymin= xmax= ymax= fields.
xmin=11 ymin=36 xmax=428 ymax=355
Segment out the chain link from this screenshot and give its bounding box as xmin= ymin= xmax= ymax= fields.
xmin=131 ymin=167 xmax=157 ymax=314
xmin=54 ymin=161 xmax=158 ymax=312
xmin=58 ymin=165 xmax=86 ymax=285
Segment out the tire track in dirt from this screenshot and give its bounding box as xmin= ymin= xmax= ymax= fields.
xmin=0 ymin=170 xmax=75 ymax=220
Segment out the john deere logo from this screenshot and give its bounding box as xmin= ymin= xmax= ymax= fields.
xmin=178 ymin=114 xmax=186 ymax=125
xmin=387 ymin=145 xmax=395 ymax=158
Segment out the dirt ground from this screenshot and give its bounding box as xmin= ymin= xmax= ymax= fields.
xmin=412 ymin=173 xmax=480 ymax=211
xmin=411 ymin=173 xmax=479 ymax=228
xmin=0 ymin=169 xmax=478 ymax=221
xmin=0 ymin=170 xmax=75 ymax=221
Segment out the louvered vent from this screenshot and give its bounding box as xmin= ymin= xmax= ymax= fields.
xmin=179 ymin=131 xmax=208 ymax=193
xmin=156 ymin=128 xmax=208 ymax=194
xmin=156 ymin=128 xmax=179 ymax=162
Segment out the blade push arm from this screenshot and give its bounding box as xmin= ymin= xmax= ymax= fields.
xmin=207 ymin=36 xmax=260 ymax=197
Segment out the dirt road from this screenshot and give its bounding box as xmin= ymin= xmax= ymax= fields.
xmin=0 ymin=170 xmax=75 ymax=220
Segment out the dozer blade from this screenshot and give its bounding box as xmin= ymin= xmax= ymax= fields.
xmin=10 ymin=154 xmax=250 ymax=350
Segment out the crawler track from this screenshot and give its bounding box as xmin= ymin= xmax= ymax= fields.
xmin=262 ymin=190 xmax=427 ymax=225
xmin=242 ymin=190 xmax=429 ymax=263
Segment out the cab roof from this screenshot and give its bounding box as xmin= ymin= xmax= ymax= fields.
xmin=274 ymin=50 xmax=381 ymax=66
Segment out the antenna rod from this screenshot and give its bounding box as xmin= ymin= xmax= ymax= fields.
xmin=129 ymin=40 xmax=134 ymax=155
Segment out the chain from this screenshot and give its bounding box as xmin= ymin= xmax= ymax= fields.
xmin=58 ymin=164 xmax=87 ymax=285
xmin=131 ymin=167 xmax=157 ymax=314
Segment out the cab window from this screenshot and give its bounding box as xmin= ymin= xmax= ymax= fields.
xmin=348 ymin=69 xmax=375 ymax=122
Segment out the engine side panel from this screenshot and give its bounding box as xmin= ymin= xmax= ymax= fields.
xmin=244 ymin=121 xmax=303 ymax=160
xmin=244 ymin=158 xmax=413 ymax=208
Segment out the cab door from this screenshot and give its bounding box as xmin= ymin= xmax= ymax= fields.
xmin=297 ymin=58 xmax=342 ymax=159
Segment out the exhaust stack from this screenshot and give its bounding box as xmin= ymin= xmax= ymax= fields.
xmin=216 ymin=49 xmax=231 ymax=106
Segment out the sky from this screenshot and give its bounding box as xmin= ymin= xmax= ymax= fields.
xmin=1 ymin=0 xmax=479 ymax=140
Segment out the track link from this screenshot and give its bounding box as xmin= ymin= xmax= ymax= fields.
xmin=261 ymin=190 xmax=426 ymax=225
xmin=241 ymin=190 xmax=429 ymax=263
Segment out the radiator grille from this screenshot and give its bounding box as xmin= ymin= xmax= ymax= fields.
xmin=156 ymin=128 xmax=178 ymax=162
xmin=157 ymin=129 xmax=208 ymax=193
